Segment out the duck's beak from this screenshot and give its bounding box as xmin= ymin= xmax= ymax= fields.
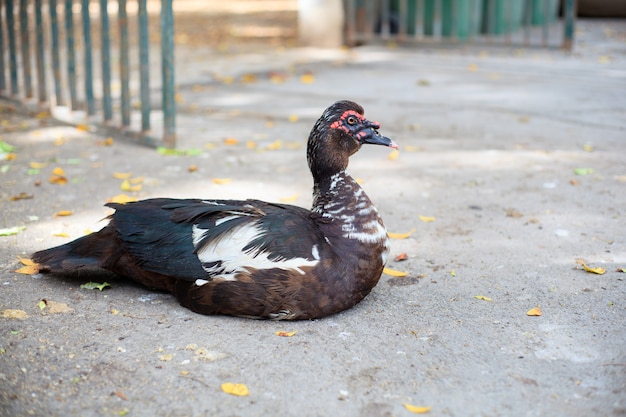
xmin=359 ymin=121 xmax=399 ymax=149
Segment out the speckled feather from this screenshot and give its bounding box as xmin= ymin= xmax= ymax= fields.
xmin=32 ymin=100 xmax=397 ymax=320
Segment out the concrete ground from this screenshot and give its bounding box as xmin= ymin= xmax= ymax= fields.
xmin=1 ymin=19 xmax=625 ymax=417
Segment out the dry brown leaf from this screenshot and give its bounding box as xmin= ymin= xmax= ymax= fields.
xmin=9 ymin=192 xmax=33 ymax=201
xmin=1 ymin=309 xmax=28 ymax=319
xmin=188 ymin=164 xmax=198 ymax=173
xmin=46 ymin=300 xmax=74 ymax=314
xmin=394 ymin=253 xmax=408 ymax=262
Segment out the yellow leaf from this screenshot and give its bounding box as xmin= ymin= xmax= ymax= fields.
xmin=129 ymin=176 xmax=144 ymax=184
xmin=120 ymin=179 xmax=142 ymax=192
xmin=403 ymin=403 xmax=431 ymax=414
xmin=299 ymin=73 xmax=315 ymax=84
xmin=246 ymin=141 xmax=257 ymax=149
xmin=474 ymin=295 xmax=493 ymax=301
xmin=17 ymin=256 xmax=36 ymax=266
xmin=387 ymin=228 xmax=416 ymax=239
xmin=450 ymin=269 xmax=456 ymax=277
xmin=1 ymin=309 xmax=28 ymax=319
xmin=526 ymin=306 xmax=542 ymax=316
xmin=418 ymin=215 xmax=436 ymax=223
xmin=221 ymin=383 xmax=249 ymax=397
xmin=213 ymin=178 xmax=232 ymax=185
xmin=288 ymin=114 xmax=299 ymax=123
xmin=29 ymin=161 xmax=48 ymax=169
xmin=582 ymin=144 xmax=593 ymax=152
xmin=265 ymin=140 xmax=283 ymax=150
xmin=49 ymin=167 xmax=68 ymax=185
xmin=76 ymin=124 xmax=91 ymax=132
xmin=224 ymin=137 xmax=238 ymax=145
xmin=175 ymin=93 xmax=185 ymax=104
xmin=53 ymin=136 xmax=65 ymax=146
xmin=5 ymin=153 xmax=17 ymax=161
xmin=383 ymin=267 xmax=408 ymax=277
xmin=388 ymin=149 xmax=399 ymax=160
xmin=240 ymin=73 xmax=257 ymax=84
xmin=188 ymin=164 xmax=198 ymax=173
xmin=279 ymin=194 xmax=299 ymax=203
xmin=159 ymin=354 xmax=174 ymax=361
xmin=582 ymin=263 xmax=606 ymax=275
xmin=15 ymin=265 xmax=40 ymax=274
xmin=113 ymin=172 xmax=132 ymax=179
xmin=467 ymin=63 xmax=479 ymax=72
xmin=275 ymin=331 xmax=297 ymax=337
xmin=54 ymin=210 xmax=73 ymax=217
xmin=53 ymin=232 xmax=70 ymax=238
xmin=108 ymin=194 xmax=137 ymax=204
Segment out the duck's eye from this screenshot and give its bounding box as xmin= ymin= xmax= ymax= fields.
xmin=346 ymin=116 xmax=357 ymax=125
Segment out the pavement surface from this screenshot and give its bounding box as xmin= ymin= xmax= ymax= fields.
xmin=1 ymin=19 xmax=625 ymax=417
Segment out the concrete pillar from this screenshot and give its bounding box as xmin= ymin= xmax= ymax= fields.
xmin=298 ymin=0 xmax=344 ymax=48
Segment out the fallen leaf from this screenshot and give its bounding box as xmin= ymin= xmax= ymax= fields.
xmin=76 ymin=124 xmax=91 ymax=132
xmin=14 ymin=265 xmax=39 ymax=274
xmin=404 ymin=403 xmax=431 ymax=414
xmin=383 ymin=267 xmax=408 ymax=277
xmin=10 ymin=192 xmax=33 ymax=201
xmin=418 ymin=215 xmax=436 ymax=223
xmin=526 ymin=306 xmax=542 ymax=316
xmin=108 ymin=194 xmax=136 ymax=204
xmin=80 ymin=281 xmax=111 ymax=291
xmin=96 ymin=137 xmax=114 ymax=146
xmin=467 ymin=63 xmax=479 ymax=72
xmin=582 ymin=144 xmax=593 ymax=152
xmin=113 ymin=172 xmax=132 ymax=179
xmin=394 ymin=253 xmax=408 ymax=261
xmin=1 ymin=309 xmax=28 ymax=319
xmin=38 ymin=300 xmax=47 ymax=310
xmin=188 ymin=164 xmax=198 ymax=173
xmin=288 ymin=114 xmax=299 ymax=123
xmin=46 ymin=300 xmax=73 ymax=314
xmin=617 ymin=268 xmax=625 ymax=273
xmin=388 ymin=149 xmax=399 ymax=160
xmin=114 ymin=390 xmax=128 ymax=400
xmin=240 ymin=73 xmax=256 ymax=84
xmin=279 ymin=194 xmax=299 ymax=203
xmin=29 ymin=161 xmax=47 ymax=169
xmin=474 ymin=295 xmax=493 ymax=301
xmin=0 ymin=140 xmax=16 ymax=152
xmin=505 ymin=208 xmax=523 ymax=218
xmin=49 ymin=167 xmax=68 ymax=185
xmin=275 ymin=331 xmax=297 ymax=337
xmin=221 ymin=382 xmax=249 ymax=397
xmin=4 ymin=153 xmax=17 ymax=161
xmin=129 ymin=176 xmax=143 ymax=184
xmin=52 ymin=232 xmax=70 ymax=238
xmin=159 ymin=354 xmax=174 ymax=361
xmin=450 ymin=269 xmax=456 ymax=277
xmin=54 ymin=210 xmax=73 ymax=217
xmin=0 ymin=226 xmax=26 ymax=236
xmin=388 ymin=228 xmax=416 ymax=239
xmin=299 ymin=73 xmax=315 ymax=84
xmin=574 ymin=168 xmax=593 ymax=176
xmin=582 ymin=263 xmax=606 ymax=275
xmin=120 ymin=179 xmax=142 ymax=192
xmin=224 ymin=137 xmax=238 ymax=145
xmin=213 ymin=178 xmax=232 ymax=185
xmin=265 ymin=140 xmax=282 ymax=150
xmin=245 ymin=141 xmax=257 ymax=149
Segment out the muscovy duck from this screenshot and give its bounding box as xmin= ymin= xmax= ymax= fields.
xmin=33 ymin=100 xmax=398 ymax=320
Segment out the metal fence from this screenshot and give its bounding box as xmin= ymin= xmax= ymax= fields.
xmin=0 ymin=0 xmax=176 ymax=147
xmin=345 ymin=0 xmax=576 ymax=50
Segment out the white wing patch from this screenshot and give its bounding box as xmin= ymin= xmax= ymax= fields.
xmin=192 ymin=221 xmax=319 ymax=281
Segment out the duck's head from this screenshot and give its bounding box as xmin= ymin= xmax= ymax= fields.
xmin=307 ymin=100 xmax=398 ymax=181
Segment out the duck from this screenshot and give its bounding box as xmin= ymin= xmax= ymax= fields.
xmin=32 ymin=100 xmax=398 ymax=320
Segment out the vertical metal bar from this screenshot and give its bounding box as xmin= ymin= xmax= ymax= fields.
xmin=100 ymin=0 xmax=112 ymax=121
xmin=19 ymin=0 xmax=32 ymax=98
xmin=80 ymin=0 xmax=94 ymax=115
xmin=380 ymin=0 xmax=389 ymax=38
xmin=6 ymin=0 xmax=19 ymax=95
xmin=65 ymin=0 xmax=78 ymax=109
xmin=0 ymin=1 xmax=6 ymax=93
xmin=160 ymin=0 xmax=176 ymax=147
xmin=118 ymin=0 xmax=130 ymax=126
xmin=562 ymin=0 xmax=576 ymax=50
xmin=542 ymin=0 xmax=549 ymax=47
xmin=49 ymin=0 xmax=64 ymax=105
xmin=345 ymin=0 xmax=355 ymax=46
xmin=34 ymin=0 xmax=47 ymax=104
xmin=138 ymin=0 xmax=150 ymax=132
xmin=523 ymin=0 xmax=531 ymax=46
xmin=398 ymin=0 xmax=407 ymax=39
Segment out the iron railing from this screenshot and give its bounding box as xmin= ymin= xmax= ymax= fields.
xmin=0 ymin=0 xmax=176 ymax=147
xmin=345 ymin=0 xmax=577 ymax=50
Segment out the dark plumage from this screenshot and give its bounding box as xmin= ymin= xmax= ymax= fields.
xmin=33 ymin=100 xmax=398 ymax=320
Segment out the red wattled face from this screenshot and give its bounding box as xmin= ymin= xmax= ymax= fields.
xmin=329 ymin=110 xmax=382 ymax=141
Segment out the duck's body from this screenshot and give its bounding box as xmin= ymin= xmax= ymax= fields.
xmin=33 ymin=100 xmax=397 ymax=320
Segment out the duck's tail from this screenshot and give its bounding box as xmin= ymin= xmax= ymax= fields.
xmin=32 ymin=227 xmax=116 ymax=273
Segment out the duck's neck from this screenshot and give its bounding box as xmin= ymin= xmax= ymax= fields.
xmin=312 ymin=171 xmax=389 ymax=258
